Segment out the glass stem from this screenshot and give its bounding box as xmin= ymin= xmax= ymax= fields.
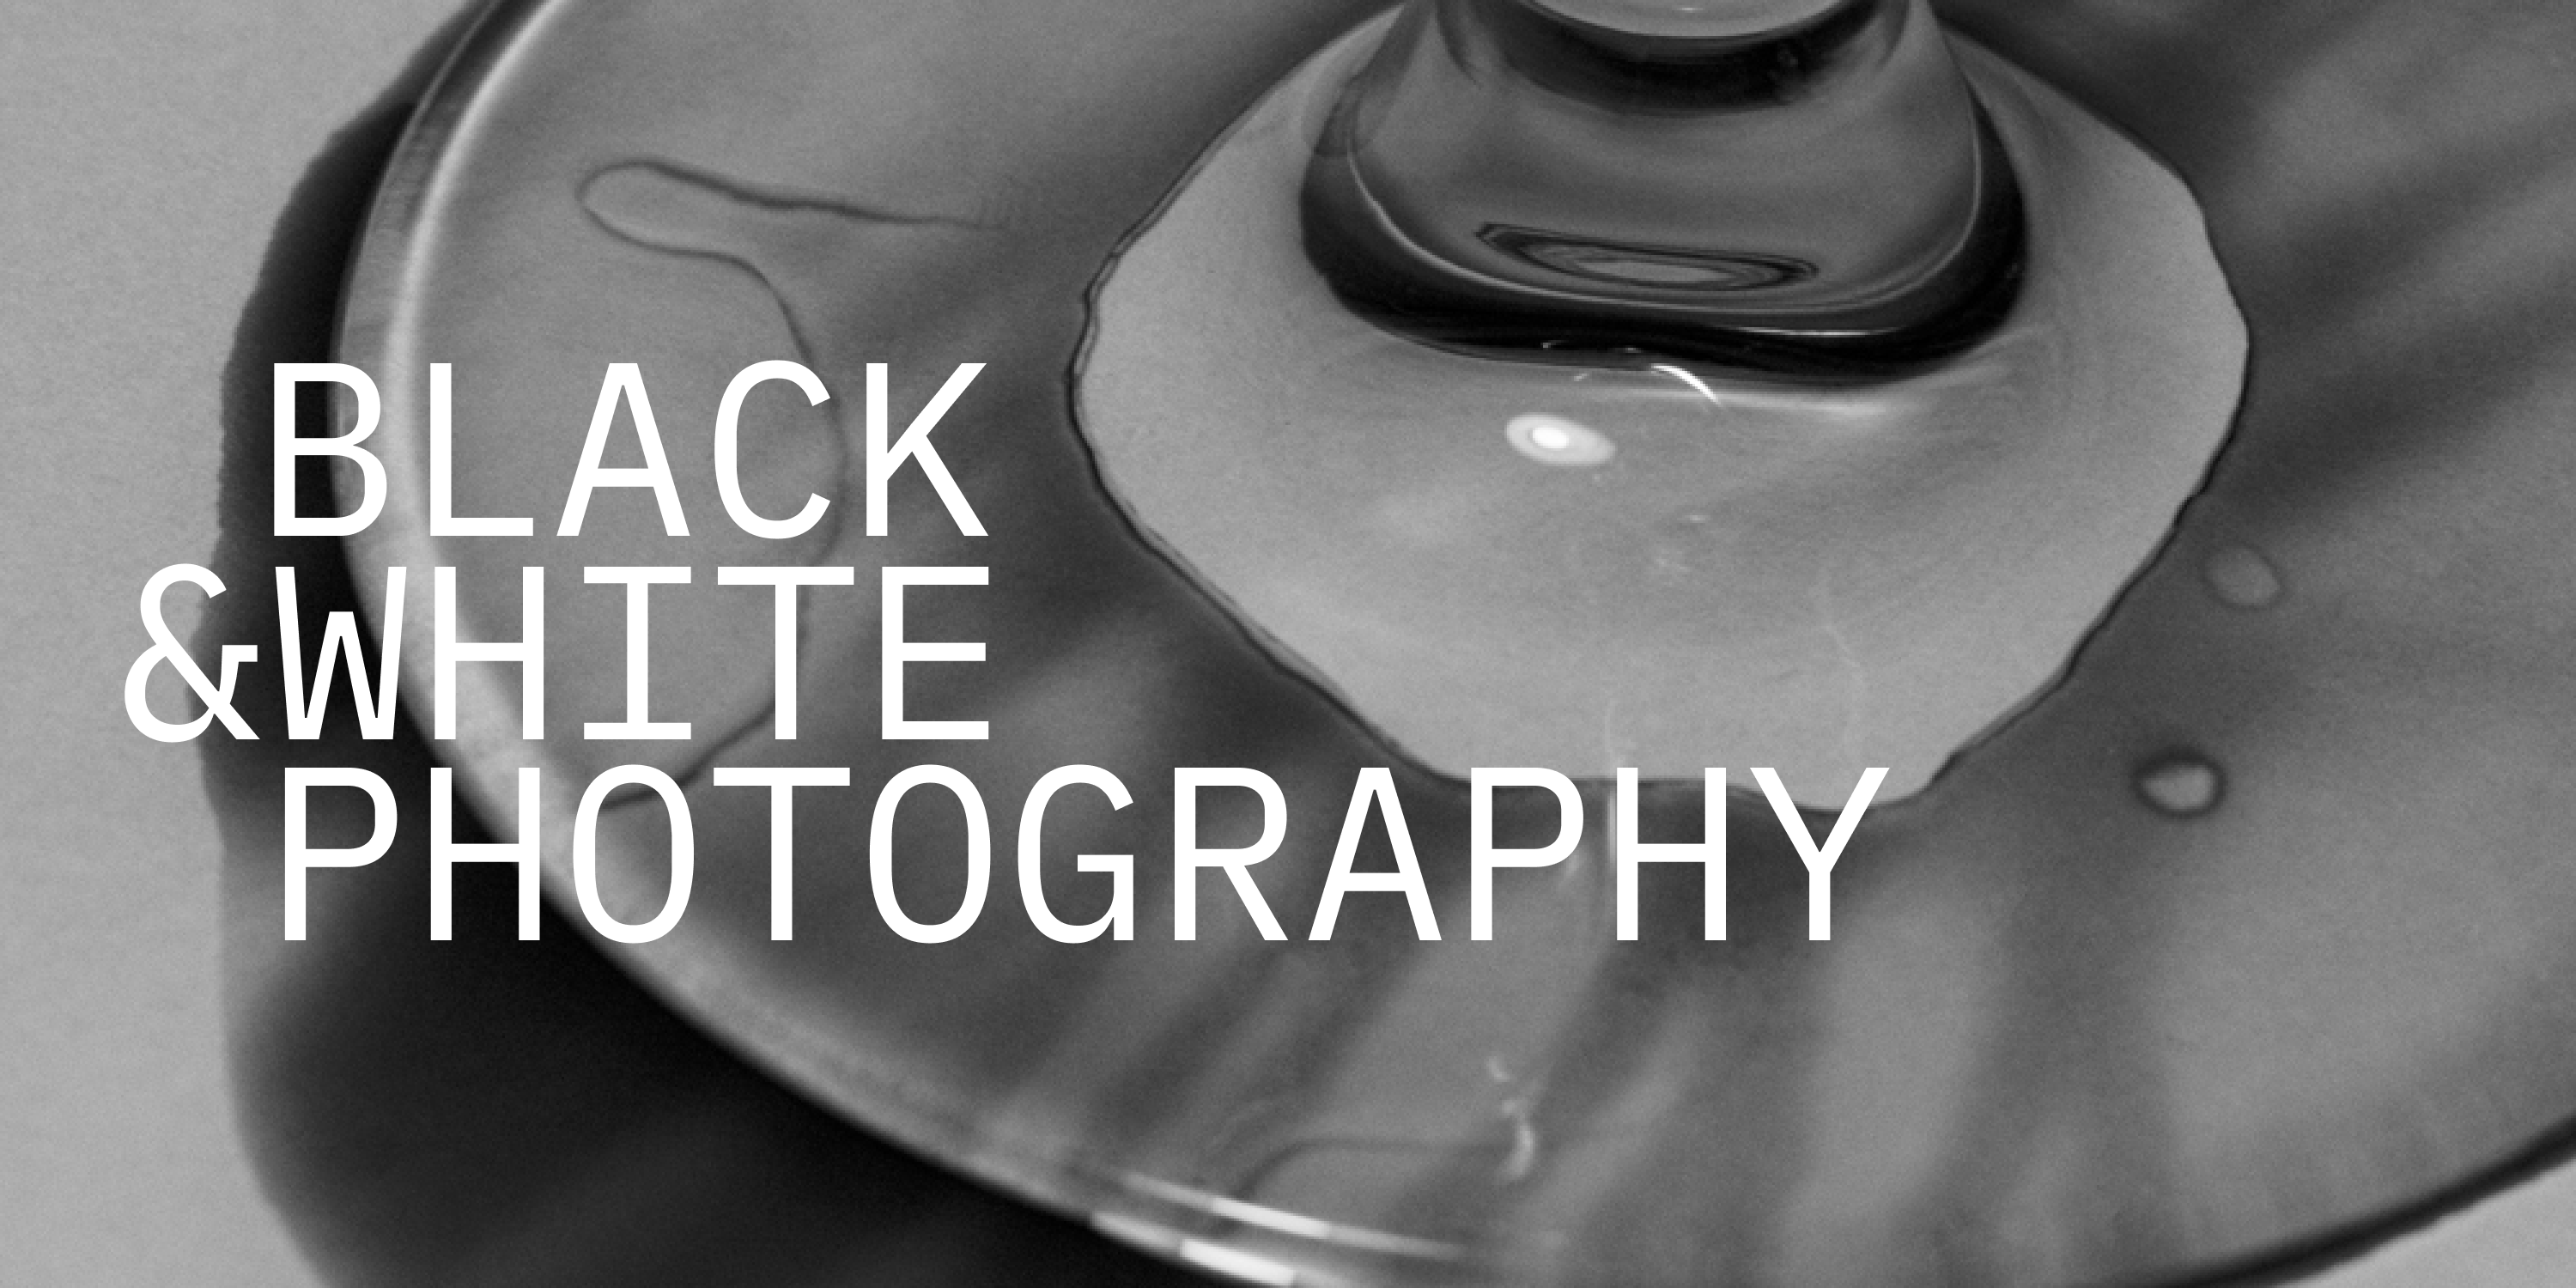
xmin=1299 ymin=0 xmax=2025 ymax=381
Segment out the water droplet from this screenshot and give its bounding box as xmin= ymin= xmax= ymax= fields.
xmin=1506 ymin=413 xmax=1617 ymax=466
xmin=2134 ymin=753 xmax=2223 ymax=817
xmin=2202 ymin=544 xmax=2281 ymax=609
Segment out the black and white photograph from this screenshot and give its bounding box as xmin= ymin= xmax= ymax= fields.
xmin=14 ymin=1 xmax=2576 ymax=1284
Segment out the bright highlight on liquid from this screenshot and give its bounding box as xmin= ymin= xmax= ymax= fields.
xmin=1506 ymin=412 xmax=1617 ymax=465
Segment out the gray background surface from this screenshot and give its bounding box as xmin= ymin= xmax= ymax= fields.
xmin=2 ymin=1 xmax=2570 ymax=1283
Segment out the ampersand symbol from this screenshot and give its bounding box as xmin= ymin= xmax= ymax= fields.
xmin=125 ymin=563 xmax=259 ymax=743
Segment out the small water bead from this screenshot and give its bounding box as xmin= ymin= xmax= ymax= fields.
xmin=2134 ymin=753 xmax=2224 ymax=817
xmin=1506 ymin=413 xmax=1618 ymax=466
xmin=2202 ymin=544 xmax=2283 ymax=609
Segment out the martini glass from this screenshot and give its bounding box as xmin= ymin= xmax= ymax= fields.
xmin=283 ymin=0 xmax=2576 ymax=1284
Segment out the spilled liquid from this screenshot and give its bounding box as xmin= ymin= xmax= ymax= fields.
xmin=1078 ymin=18 xmax=2245 ymax=801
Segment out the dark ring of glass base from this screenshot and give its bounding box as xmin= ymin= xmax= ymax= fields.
xmin=1299 ymin=100 xmax=2027 ymax=383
